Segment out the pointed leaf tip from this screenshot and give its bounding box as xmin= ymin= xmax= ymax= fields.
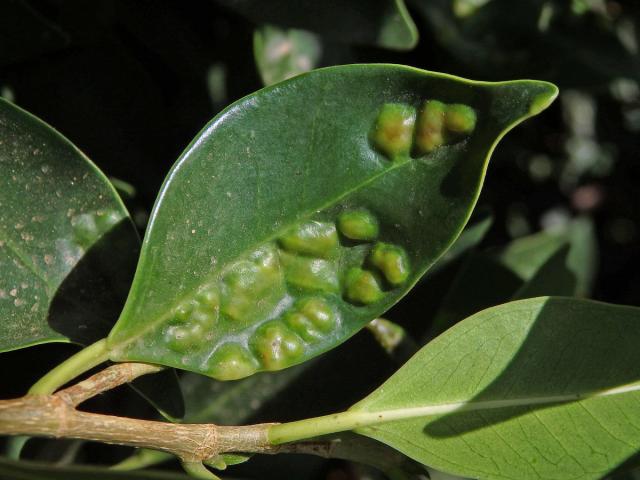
xmin=488 ymin=79 xmax=559 ymax=131
xmin=528 ymin=81 xmax=559 ymax=115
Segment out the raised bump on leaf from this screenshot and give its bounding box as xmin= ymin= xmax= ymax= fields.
xmin=414 ymin=100 xmax=446 ymax=153
xmin=344 ymin=267 xmax=384 ymax=305
xmin=280 ymin=250 xmax=340 ymax=293
xmin=207 ymin=343 xmax=258 ymax=380
xmin=284 ymin=311 xmax=323 ymax=342
xmin=104 ymin=66 xmax=558 ymax=382
xmin=445 ymin=104 xmax=477 ymax=134
xmin=190 ymin=306 xmax=218 ymax=330
xmin=250 ymin=321 xmax=304 ymax=370
xmin=164 ymin=323 xmax=204 ymax=353
xmin=297 ymin=297 xmax=336 ymax=332
xmin=278 ymin=221 xmax=339 ymax=258
xmin=174 ymin=301 xmax=195 ymax=322
xmin=196 ymin=284 xmax=220 ymax=309
xmin=414 ymin=100 xmax=477 ymax=154
xmin=337 ymin=210 xmax=379 ymax=241
xmin=371 ymin=103 xmax=416 ymax=159
xmin=369 ymin=242 xmax=410 ymax=286
xmin=284 ymin=296 xmax=337 ymax=341
xmin=221 ymin=245 xmax=284 ymax=322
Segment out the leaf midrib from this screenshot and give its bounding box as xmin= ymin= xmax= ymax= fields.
xmin=111 ymin=154 xmax=418 ymax=352
xmin=353 ymin=380 xmax=640 ymax=428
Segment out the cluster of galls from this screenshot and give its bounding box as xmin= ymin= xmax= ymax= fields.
xmin=371 ymin=100 xmax=477 ymax=159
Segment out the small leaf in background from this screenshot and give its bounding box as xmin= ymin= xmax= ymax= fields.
xmin=499 ymin=216 xmax=597 ymax=297
xmin=254 ymin=25 xmax=321 ymax=86
xmin=351 ymin=297 xmax=640 ymax=480
xmin=106 ymin=65 xmax=557 ymax=380
xmin=428 ymin=217 xmax=596 ymax=336
xmin=426 ymin=208 xmax=493 ymax=275
xmin=216 ymin=0 xmax=418 ymax=50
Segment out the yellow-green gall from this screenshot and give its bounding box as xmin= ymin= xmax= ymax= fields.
xmin=371 ymin=103 xmax=416 ymax=159
xmin=207 ymin=343 xmax=258 ymax=380
xmin=297 ymin=297 xmax=336 ymax=332
xmin=369 ymin=242 xmax=410 ymax=286
xmin=284 ymin=297 xmax=336 ymax=341
xmin=337 ymin=209 xmax=379 ymax=241
xmin=284 ymin=311 xmax=322 ymax=342
xmin=280 ymin=251 xmax=339 ymax=293
xmin=415 ymin=100 xmax=446 ymax=153
xmin=279 ymin=221 xmax=339 ymax=258
xmin=163 ymin=322 xmax=204 ymax=353
xmin=250 ymin=321 xmax=304 ymax=370
xmin=190 ymin=306 xmax=218 ymax=329
xmin=221 ymin=253 xmax=284 ymax=322
xmin=174 ymin=301 xmax=194 ymax=322
xmin=344 ymin=267 xmax=384 ymax=305
xmin=196 ymin=284 xmax=220 ymax=309
xmin=445 ymin=104 xmax=476 ymax=134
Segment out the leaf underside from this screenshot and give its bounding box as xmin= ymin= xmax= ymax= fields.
xmin=108 ymin=64 xmax=557 ymax=381
xmin=353 ymin=297 xmax=640 ymax=480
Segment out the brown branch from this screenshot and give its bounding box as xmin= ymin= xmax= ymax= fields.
xmin=55 ymin=363 xmax=163 ymax=407
xmin=0 ymin=363 xmax=276 ymax=463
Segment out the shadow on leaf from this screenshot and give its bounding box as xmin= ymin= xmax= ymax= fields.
xmin=47 ymin=219 xmax=139 ymax=345
xmin=423 ymin=296 xmax=640 ymax=443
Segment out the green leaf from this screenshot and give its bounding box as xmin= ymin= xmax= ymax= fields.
xmin=428 ymin=217 xmax=596 ymax=336
xmin=427 ymin=208 xmax=493 ymax=275
xmin=500 ymin=217 xmax=597 ymax=297
xmin=315 ymin=432 xmax=427 ymax=480
xmin=0 ymin=98 xmax=184 ymax=417
xmin=216 ymin=0 xmax=418 ymax=50
xmin=350 ymin=297 xmax=640 ymax=480
xmin=0 ymin=98 xmax=138 ymax=351
xmin=254 ymin=25 xmax=321 ymax=86
xmin=0 ymin=456 xmax=193 ymax=480
xmin=107 ymin=64 xmax=557 ymax=380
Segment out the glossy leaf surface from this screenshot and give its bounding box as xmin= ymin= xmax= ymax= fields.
xmin=0 ymin=98 xmax=184 ymax=418
xmin=108 ymin=65 xmax=557 ymax=380
xmin=353 ymin=297 xmax=640 ymax=480
xmin=254 ymin=25 xmax=321 ymax=86
xmin=0 ymin=98 xmax=137 ymax=351
xmin=216 ymin=0 xmax=418 ymax=50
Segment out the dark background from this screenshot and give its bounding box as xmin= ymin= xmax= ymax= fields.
xmin=1 ymin=1 xmax=639 ymax=478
